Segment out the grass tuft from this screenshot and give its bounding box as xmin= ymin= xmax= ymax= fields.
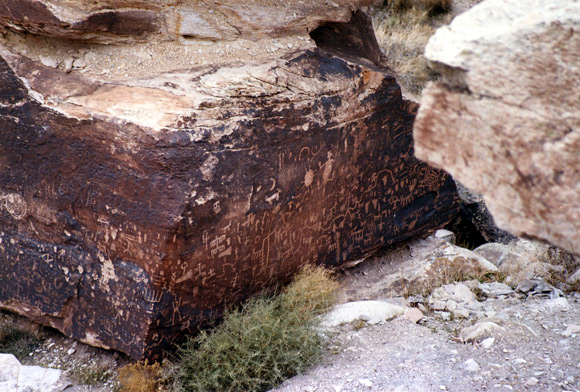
xmin=0 ymin=321 xmax=42 ymax=361
xmin=171 ymin=265 xmax=339 ymax=392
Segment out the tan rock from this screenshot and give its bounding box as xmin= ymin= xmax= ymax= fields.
xmin=413 ymin=0 xmax=580 ymax=255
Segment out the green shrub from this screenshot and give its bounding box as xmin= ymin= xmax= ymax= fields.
xmin=172 ymin=265 xmax=339 ymax=392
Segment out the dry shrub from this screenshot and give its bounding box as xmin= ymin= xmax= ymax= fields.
xmin=118 ymin=361 xmax=163 ymax=392
xmin=172 ymin=265 xmax=339 ymax=392
xmin=282 ymin=264 xmax=340 ymax=316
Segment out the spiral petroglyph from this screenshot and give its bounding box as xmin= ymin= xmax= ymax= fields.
xmin=1 ymin=193 xmax=27 ymax=220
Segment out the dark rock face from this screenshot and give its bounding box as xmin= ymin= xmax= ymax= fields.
xmin=0 ymin=6 xmax=458 ymax=359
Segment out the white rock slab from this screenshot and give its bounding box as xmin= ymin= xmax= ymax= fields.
xmin=321 ymin=301 xmax=406 ymax=328
xmin=0 ymin=353 xmax=64 ymax=392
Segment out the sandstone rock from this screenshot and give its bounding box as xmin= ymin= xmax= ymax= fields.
xmin=0 ymin=3 xmax=458 ymax=359
xmin=321 ymin=301 xmax=406 ymax=328
xmin=413 ymin=0 xmax=580 ymax=255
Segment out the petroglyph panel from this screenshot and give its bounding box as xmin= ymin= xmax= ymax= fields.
xmin=0 ymin=45 xmax=458 ymax=359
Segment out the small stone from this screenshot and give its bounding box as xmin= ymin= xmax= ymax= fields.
xmin=63 ymin=58 xmax=74 ymax=73
xmin=439 ymin=311 xmax=452 ymax=321
xmin=358 ymin=378 xmax=373 ymax=387
xmin=434 ymin=229 xmax=456 ymax=244
xmin=452 ymin=308 xmax=470 ymax=319
xmin=439 ymin=385 xmax=447 ymax=390
xmin=39 ymin=55 xmax=59 ymax=68
xmin=525 ymin=377 xmax=538 ymax=386
xmin=66 ymin=348 xmax=76 ymax=355
xmin=460 ymin=321 xmax=505 ymax=343
xmin=464 ymin=358 xmax=480 ymax=372
xmin=562 ymin=324 xmax=580 ymax=337
xmin=479 ymin=282 xmax=514 ymax=298
xmin=403 ymin=307 xmax=424 ymax=323
xmin=72 ymin=57 xmax=87 ymax=69
xmin=480 ymin=337 xmax=495 ymax=348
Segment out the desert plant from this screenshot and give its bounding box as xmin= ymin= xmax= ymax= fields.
xmin=171 ymin=265 xmax=339 ymax=392
xmin=0 ymin=321 xmax=42 ymax=360
xmin=118 ymin=361 xmax=163 ymax=392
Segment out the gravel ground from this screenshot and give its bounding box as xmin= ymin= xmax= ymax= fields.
xmin=273 ymin=278 xmax=580 ymax=392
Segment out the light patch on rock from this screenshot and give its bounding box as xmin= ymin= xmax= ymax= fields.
xmin=200 ymin=155 xmax=219 ymax=181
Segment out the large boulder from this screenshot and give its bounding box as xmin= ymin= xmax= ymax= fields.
xmin=414 ymin=0 xmax=580 ymax=255
xmin=0 ymin=0 xmax=458 ymax=359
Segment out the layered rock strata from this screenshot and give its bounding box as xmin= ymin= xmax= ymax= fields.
xmin=414 ymin=0 xmax=580 ymax=255
xmin=0 ymin=0 xmax=458 ymax=359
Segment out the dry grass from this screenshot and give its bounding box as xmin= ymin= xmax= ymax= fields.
xmin=373 ymin=0 xmax=453 ymax=96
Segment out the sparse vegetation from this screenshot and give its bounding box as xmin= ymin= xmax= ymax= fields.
xmin=373 ymin=0 xmax=454 ymax=96
xmin=0 ymin=319 xmax=42 ymax=360
xmin=71 ymin=364 xmax=113 ymax=385
xmin=170 ymin=265 xmax=339 ymax=392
